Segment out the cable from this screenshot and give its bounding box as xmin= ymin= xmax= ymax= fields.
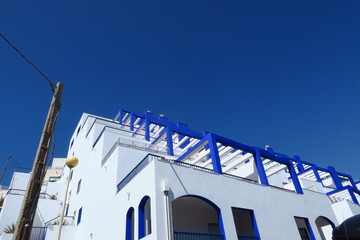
xmin=0 ymin=32 xmax=55 ymax=93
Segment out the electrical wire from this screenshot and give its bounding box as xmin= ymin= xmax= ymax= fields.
xmin=0 ymin=32 xmax=55 ymax=93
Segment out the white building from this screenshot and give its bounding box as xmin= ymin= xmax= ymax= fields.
xmin=1 ymin=108 xmax=360 ymax=240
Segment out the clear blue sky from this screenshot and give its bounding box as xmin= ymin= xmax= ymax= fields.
xmin=0 ymin=1 xmax=360 ymax=186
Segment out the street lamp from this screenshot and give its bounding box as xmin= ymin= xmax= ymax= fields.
xmin=56 ymin=156 xmax=79 ymax=240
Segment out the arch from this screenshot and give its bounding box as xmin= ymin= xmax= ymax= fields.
xmin=125 ymin=207 xmax=134 ymax=240
xmin=315 ymin=216 xmax=335 ymax=240
xmin=172 ymin=195 xmax=226 ymax=240
xmin=138 ymin=196 xmax=152 ymax=239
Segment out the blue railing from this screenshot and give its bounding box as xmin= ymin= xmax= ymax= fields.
xmin=174 ymin=231 xmax=224 ymax=240
xmin=30 ymin=227 xmax=47 ymax=240
xmin=238 ymin=235 xmax=259 ymax=240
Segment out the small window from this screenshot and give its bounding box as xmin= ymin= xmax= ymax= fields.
xmin=294 ymin=217 xmax=315 ymax=240
xmin=77 ymin=179 xmax=82 ymax=194
xmin=77 ymin=207 xmax=82 ymax=225
xmin=232 ymin=207 xmax=260 ymax=240
xmin=70 ymin=139 xmax=74 ymax=149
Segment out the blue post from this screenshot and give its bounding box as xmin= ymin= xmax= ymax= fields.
xmin=348 ymin=187 xmax=360 ymax=205
xmin=208 ymin=133 xmax=222 ymax=174
xmin=294 ymin=155 xmax=305 ymax=172
xmin=166 ymin=127 xmax=174 ymax=156
xmin=328 ymin=166 xmax=343 ymax=190
xmin=145 ymin=118 xmax=150 ymax=141
xmin=288 ymin=163 xmax=303 ymax=194
xmin=346 ymin=175 xmax=358 ymax=191
xmin=130 ymin=112 xmax=135 ymax=131
xmin=119 ymin=108 xmax=125 ymax=125
xmin=254 ymin=149 xmax=269 ymax=186
xmin=144 ymin=111 xmax=153 ymax=141
xmin=311 ymin=166 xmax=323 ymax=184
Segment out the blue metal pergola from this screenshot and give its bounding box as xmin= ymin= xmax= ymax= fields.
xmin=114 ymin=108 xmax=360 ymax=203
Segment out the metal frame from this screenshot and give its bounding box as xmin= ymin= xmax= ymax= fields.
xmin=114 ymin=108 xmax=359 ymax=200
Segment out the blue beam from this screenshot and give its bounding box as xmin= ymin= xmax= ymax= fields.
xmin=265 ymin=145 xmax=274 ymax=154
xmin=328 ymin=166 xmax=344 ymax=190
xmin=150 ymin=127 xmax=167 ymax=146
xmin=178 ymin=134 xmax=191 ymax=149
xmin=315 ymin=165 xmax=331 ymax=173
xmin=254 ymin=149 xmax=269 ymax=186
xmin=175 ymin=136 xmax=209 ymax=163
xmin=130 ymin=112 xmax=135 ymax=131
xmin=114 ymin=109 xmax=358 ymax=188
xmin=337 ymin=174 xmax=358 ymax=190
xmin=166 ymin=128 xmax=174 ymax=156
xmin=145 ymin=118 xmax=150 ymax=141
xmin=208 ymin=133 xmax=222 ymax=174
xmin=300 ymin=160 xmax=317 ymax=169
xmin=296 ymin=166 xmax=322 ymax=183
xmin=145 ymin=115 xmax=202 ymax=139
xmin=327 ymin=186 xmax=359 ymax=205
xmin=288 ymin=163 xmax=303 ymax=194
xmin=293 ymin=155 xmax=305 ymax=172
xmin=256 ymin=149 xmax=291 ymax=166
xmin=131 ymin=120 xmax=145 ymax=137
xmin=144 ymin=111 xmax=153 ymax=141
xmin=349 ymin=190 xmax=360 ymax=205
xmin=311 ymin=166 xmax=323 ymax=184
xmin=213 ymin=134 xmax=254 ymax=153
xmin=119 ymin=108 xmax=126 ymax=125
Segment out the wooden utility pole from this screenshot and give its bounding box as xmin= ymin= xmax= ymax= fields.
xmin=13 ymin=82 xmax=64 ymax=240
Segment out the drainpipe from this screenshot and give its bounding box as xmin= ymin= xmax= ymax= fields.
xmin=163 ymin=181 xmax=172 ymax=240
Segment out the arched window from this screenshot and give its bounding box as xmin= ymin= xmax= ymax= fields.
xmin=315 ymin=216 xmax=335 ymax=240
xmin=138 ymin=196 xmax=151 ymax=239
xmin=126 ymin=207 xmax=134 ymax=240
xmin=172 ymin=195 xmax=225 ymax=240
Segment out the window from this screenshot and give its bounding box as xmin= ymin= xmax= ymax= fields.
xmin=77 ymin=179 xmax=81 ymax=194
xmin=126 ymin=207 xmax=134 ymax=240
xmin=294 ymin=217 xmax=315 ymax=240
xmin=138 ymin=196 xmax=151 ymax=238
xmin=232 ymin=207 xmax=260 ymax=240
xmin=77 ymin=207 xmax=83 ymax=225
